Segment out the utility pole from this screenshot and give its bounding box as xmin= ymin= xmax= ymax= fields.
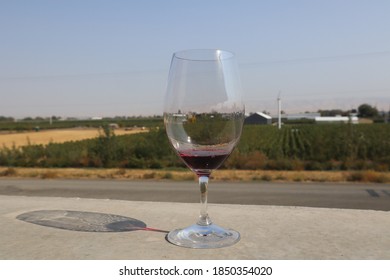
xmin=277 ymin=92 xmax=282 ymax=129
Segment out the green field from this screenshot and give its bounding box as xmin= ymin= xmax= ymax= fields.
xmin=231 ymin=123 xmax=390 ymax=171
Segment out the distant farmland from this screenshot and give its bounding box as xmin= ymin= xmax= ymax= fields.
xmin=0 ymin=123 xmax=389 ymax=181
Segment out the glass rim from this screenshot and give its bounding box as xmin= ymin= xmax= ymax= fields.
xmin=173 ymin=49 xmax=235 ymax=61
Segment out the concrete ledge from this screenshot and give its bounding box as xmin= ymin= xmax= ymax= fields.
xmin=0 ymin=195 xmax=389 ymax=259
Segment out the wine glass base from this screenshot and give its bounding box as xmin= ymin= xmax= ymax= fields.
xmin=167 ymin=223 xmax=240 ymax=249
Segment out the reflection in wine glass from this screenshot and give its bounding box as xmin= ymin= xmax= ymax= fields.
xmin=164 ymin=49 xmax=245 ymax=248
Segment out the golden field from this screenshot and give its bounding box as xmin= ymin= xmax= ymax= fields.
xmin=0 ymin=128 xmax=147 ymax=148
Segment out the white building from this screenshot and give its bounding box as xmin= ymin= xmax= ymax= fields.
xmin=315 ymin=115 xmax=359 ymax=124
xmin=282 ymin=112 xmax=321 ymax=120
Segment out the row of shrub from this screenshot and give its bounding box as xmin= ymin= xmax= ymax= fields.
xmin=1 ymin=123 xmax=390 ymax=171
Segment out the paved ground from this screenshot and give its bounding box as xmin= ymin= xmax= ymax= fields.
xmin=1 ymin=179 xmax=389 ymax=259
xmin=0 ymin=194 xmax=389 ymax=260
xmin=0 ymin=178 xmax=389 ymax=210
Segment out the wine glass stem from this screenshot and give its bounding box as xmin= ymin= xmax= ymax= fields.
xmin=197 ymin=176 xmax=213 ymax=226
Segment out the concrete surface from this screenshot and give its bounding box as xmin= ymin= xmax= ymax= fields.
xmin=0 ymin=194 xmax=389 ymax=259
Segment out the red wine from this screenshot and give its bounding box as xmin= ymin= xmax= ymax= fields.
xmin=179 ymin=150 xmax=230 ymax=176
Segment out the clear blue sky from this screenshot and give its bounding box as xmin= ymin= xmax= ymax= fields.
xmin=1 ymin=0 xmax=390 ymax=118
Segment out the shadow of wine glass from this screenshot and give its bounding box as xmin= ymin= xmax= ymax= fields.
xmin=16 ymin=210 xmax=168 ymax=233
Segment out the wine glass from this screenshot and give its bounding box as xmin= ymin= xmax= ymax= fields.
xmin=163 ymin=49 xmax=245 ymax=248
